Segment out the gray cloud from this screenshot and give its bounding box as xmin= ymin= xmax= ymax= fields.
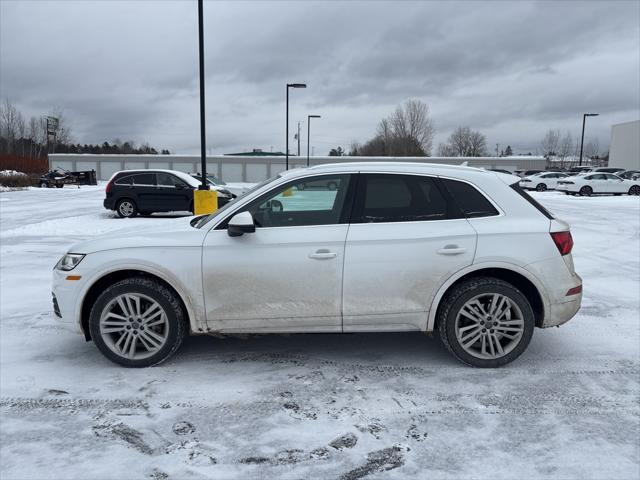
xmin=1 ymin=0 xmax=638 ymax=155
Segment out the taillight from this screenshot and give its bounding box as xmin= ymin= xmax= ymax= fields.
xmin=550 ymin=231 xmax=573 ymax=255
xmin=105 ymin=180 xmax=113 ymax=194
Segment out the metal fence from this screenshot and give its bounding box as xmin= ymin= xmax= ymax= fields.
xmin=48 ymin=154 xmax=547 ymax=182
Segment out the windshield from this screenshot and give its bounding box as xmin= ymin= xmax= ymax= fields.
xmin=192 ymin=174 xmax=281 ymax=228
xmin=207 ymin=175 xmax=226 ymax=185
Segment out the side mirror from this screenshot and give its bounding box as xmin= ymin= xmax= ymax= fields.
xmin=228 ymin=211 xmax=255 ymax=237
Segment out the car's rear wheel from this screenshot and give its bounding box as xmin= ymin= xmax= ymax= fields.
xmin=535 ymin=183 xmax=547 ymax=192
xmin=628 ymin=185 xmax=640 ymax=196
xmin=116 ymin=199 xmax=138 ymax=218
xmin=89 ymin=277 xmax=187 ymax=367
xmin=579 ymin=186 xmax=593 ymax=196
xmin=437 ymin=277 xmax=534 ymax=367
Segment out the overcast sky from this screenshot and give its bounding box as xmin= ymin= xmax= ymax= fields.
xmin=1 ymin=0 xmax=639 ymax=156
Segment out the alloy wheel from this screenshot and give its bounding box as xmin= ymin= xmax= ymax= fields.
xmin=99 ymin=293 xmax=169 ymax=360
xmin=454 ymin=293 xmax=524 ymax=360
xmin=119 ymin=201 xmax=135 ymax=217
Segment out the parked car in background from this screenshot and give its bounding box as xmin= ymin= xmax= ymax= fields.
xmin=519 ymin=172 xmax=570 ymax=191
xmin=190 ymin=173 xmax=249 ymax=197
xmin=568 ymin=166 xmax=593 ymax=174
xmin=592 ymin=167 xmax=626 ymax=175
xmin=54 ymin=162 xmax=582 ymax=368
xmin=103 ymin=169 xmax=235 ymax=218
xmin=514 ymin=169 xmax=544 ymax=178
xmin=556 ymin=173 xmax=640 ymax=196
xmin=189 ymin=174 xmax=236 ymax=200
xmin=486 ymin=168 xmax=513 ymax=175
xmin=618 ymin=170 xmax=640 ymax=180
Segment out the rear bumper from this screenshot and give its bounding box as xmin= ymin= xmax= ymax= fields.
xmin=103 ymin=197 xmax=115 ymax=210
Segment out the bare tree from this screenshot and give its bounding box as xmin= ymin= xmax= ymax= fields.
xmin=441 ymin=126 xmax=488 ymax=157
xmin=540 ymin=129 xmax=560 ymax=157
xmin=437 ymin=142 xmax=457 ymax=156
xmin=389 ymin=99 xmax=435 ymax=155
xmin=0 ymin=98 xmax=24 ymax=154
xmin=583 ymin=137 xmax=600 ymax=159
xmin=558 ymin=131 xmax=574 ymax=160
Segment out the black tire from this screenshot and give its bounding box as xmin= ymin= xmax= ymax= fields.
xmin=628 ymin=185 xmax=640 ymax=196
xmin=579 ymin=186 xmax=592 ymax=196
xmin=56 ymin=184 xmax=64 ymax=188
xmin=535 ymin=183 xmax=547 ymax=192
xmin=116 ymin=198 xmax=138 ymax=218
xmin=39 ymin=181 xmax=48 ymax=188
xmin=88 ymin=277 xmax=187 ymax=368
xmin=437 ymin=277 xmax=535 ymax=368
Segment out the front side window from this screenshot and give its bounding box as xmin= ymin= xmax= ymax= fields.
xmin=441 ymin=178 xmax=499 ymax=218
xmin=354 ymin=174 xmax=449 ymax=223
xmin=157 ymin=172 xmax=187 ymax=188
xmin=244 ymin=174 xmax=352 ymax=228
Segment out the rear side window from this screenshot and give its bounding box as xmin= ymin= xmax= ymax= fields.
xmin=510 ymin=183 xmax=554 ymax=219
xmin=354 ymin=174 xmax=449 ymax=223
xmin=132 ymin=173 xmax=155 ymax=185
xmin=114 ymin=174 xmax=133 ymax=186
xmin=440 ymin=178 xmax=499 ymax=218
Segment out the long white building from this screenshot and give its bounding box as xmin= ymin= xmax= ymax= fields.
xmin=48 ymin=154 xmax=547 ymax=182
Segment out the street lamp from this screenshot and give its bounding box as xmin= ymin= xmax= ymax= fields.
xmin=286 ymin=83 xmax=306 ymax=170
xmin=307 ymin=115 xmax=321 ymax=167
xmin=197 ymin=0 xmax=208 ymax=191
xmin=579 ymin=113 xmax=599 ymax=166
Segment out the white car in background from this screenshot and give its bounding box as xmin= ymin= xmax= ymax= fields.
xmin=556 ymin=173 xmax=640 ymax=196
xmin=519 ymin=172 xmax=570 ymax=191
xmin=52 ymin=163 xmax=583 ymax=369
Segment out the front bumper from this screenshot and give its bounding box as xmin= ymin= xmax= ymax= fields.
xmin=52 ymin=268 xmax=86 ymax=335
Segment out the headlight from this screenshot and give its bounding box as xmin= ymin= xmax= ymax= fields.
xmin=55 ymin=253 xmax=85 ymax=271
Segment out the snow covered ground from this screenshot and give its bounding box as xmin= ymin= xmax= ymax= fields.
xmin=1 ymin=185 xmax=639 ymax=480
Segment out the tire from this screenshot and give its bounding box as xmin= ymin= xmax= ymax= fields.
xmin=39 ymin=181 xmax=48 ymax=188
xmin=56 ymin=184 xmax=64 ymax=188
xmin=116 ymin=198 xmax=138 ymax=218
xmin=579 ymin=186 xmax=592 ymax=196
xmin=629 ymin=185 xmax=640 ymax=196
xmin=437 ymin=277 xmax=535 ymax=368
xmin=535 ymin=183 xmax=547 ymax=192
xmin=88 ymin=277 xmax=187 ymax=368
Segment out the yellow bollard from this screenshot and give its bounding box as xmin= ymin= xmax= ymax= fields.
xmin=193 ymin=189 xmax=218 ymax=215
xmin=282 ymin=187 xmax=294 ymax=197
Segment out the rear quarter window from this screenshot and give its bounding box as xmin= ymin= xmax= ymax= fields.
xmin=510 ymin=183 xmax=554 ymax=219
xmin=440 ymin=178 xmax=499 ymax=218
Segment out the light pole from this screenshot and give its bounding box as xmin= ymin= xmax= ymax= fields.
xmin=197 ymin=0 xmax=208 ymax=191
xmin=307 ymin=115 xmax=321 ymax=167
xmin=286 ymin=83 xmax=306 ymax=170
xmin=579 ymin=113 xmax=599 ymax=166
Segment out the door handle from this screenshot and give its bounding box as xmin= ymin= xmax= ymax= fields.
xmin=437 ymin=245 xmax=467 ymax=255
xmin=309 ymin=249 xmax=337 ymax=260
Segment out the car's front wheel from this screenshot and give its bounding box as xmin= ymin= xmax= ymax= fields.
xmin=89 ymin=277 xmax=187 ymax=367
xmin=116 ymin=198 xmax=138 ymax=218
xmin=628 ymin=185 xmax=640 ymax=196
xmin=437 ymin=277 xmax=534 ymax=367
xmin=535 ymin=183 xmax=547 ymax=192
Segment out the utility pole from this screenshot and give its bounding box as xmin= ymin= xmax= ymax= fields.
xmin=197 ymin=0 xmax=208 ymax=190
xmin=297 ymin=122 xmax=301 ymax=157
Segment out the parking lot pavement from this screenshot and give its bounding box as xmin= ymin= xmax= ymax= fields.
xmin=1 ymin=188 xmax=639 ymax=479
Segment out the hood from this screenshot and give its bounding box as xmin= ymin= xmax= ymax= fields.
xmin=68 ymin=216 xmax=207 ymax=254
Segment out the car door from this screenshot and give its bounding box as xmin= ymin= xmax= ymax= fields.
xmin=342 ymin=173 xmax=478 ymax=332
xmin=156 ymin=172 xmax=193 ymax=212
xmin=603 ymin=174 xmax=625 ymax=193
xmin=201 ymin=174 xmax=354 ymax=332
xmin=585 ymin=174 xmax=608 ymax=193
xmin=130 ymin=173 xmax=157 ymax=211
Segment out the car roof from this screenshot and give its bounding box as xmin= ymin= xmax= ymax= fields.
xmin=114 ymin=169 xmax=200 ymax=187
xmin=284 ymin=161 xmax=503 ymax=177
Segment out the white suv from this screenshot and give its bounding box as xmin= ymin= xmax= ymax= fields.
xmin=52 ymin=163 xmax=582 ymax=368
